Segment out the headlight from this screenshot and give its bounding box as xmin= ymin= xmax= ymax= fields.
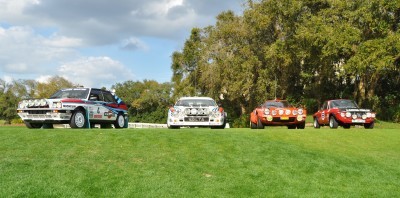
xmin=341 ymin=112 xmax=345 ymax=117
xmin=19 ymin=101 xmax=26 ymax=109
xmin=346 ymin=112 xmax=351 ymax=118
xmin=39 ymin=99 xmax=47 ymax=106
xmin=298 ymin=109 xmax=303 ymax=115
xmin=34 ymin=99 xmax=41 ymax=106
xmin=366 ymin=112 xmax=372 ymax=118
xmin=28 ymin=100 xmax=35 ymax=107
xmin=293 ymin=110 xmax=298 ymax=115
xmin=362 ymin=114 xmax=367 ymax=120
xmin=272 ymin=110 xmax=277 ymax=116
xmin=371 ymin=113 xmax=376 ymax=118
xmin=279 ymin=109 xmax=284 ymax=115
xmin=52 ymin=102 xmax=62 ymax=108
xmin=264 ymin=108 xmax=270 ymax=115
xmin=352 ymin=114 xmax=357 ymax=119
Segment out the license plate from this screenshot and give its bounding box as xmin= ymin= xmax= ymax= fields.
xmin=185 ymin=117 xmax=209 ymax=122
xmin=352 ymin=119 xmax=365 ymax=123
xmin=281 ymin=117 xmax=289 ymax=120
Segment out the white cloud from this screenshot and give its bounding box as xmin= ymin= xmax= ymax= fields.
xmin=58 ymin=57 xmax=135 ymax=88
xmin=0 ymin=26 xmax=80 ymax=74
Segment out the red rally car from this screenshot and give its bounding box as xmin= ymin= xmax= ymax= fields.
xmin=250 ymin=99 xmax=307 ymax=129
xmin=313 ymin=99 xmax=376 ymax=129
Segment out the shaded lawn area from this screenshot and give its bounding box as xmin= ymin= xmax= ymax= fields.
xmin=1 ymin=126 xmax=399 ymax=197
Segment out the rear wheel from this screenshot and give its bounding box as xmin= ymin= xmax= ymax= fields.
xmin=329 ymin=116 xmax=339 ymax=129
xmin=24 ymin=121 xmax=43 ymax=129
xmin=70 ymin=110 xmax=87 ymax=128
xmin=114 ymin=114 xmax=126 ymax=128
xmin=313 ymin=117 xmax=320 ymax=128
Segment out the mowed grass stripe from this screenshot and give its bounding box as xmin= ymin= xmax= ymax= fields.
xmin=0 ymin=127 xmax=399 ymax=197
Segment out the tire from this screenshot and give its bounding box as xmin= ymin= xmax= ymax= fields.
xmin=343 ymin=124 xmax=351 ymax=129
xmin=257 ymin=118 xmax=264 ymax=129
xmin=329 ymin=116 xmax=339 ymax=129
xmin=364 ymin=122 xmax=374 ymax=129
xmin=313 ymin=117 xmax=320 ymax=128
xmin=168 ymin=125 xmax=180 ymax=129
xmin=250 ymin=120 xmax=257 ymax=129
xmin=297 ymin=122 xmax=305 ymax=129
xmin=24 ymin=121 xmax=43 ymax=129
xmin=42 ymin=123 xmax=54 ymax=129
xmin=114 ymin=114 xmax=126 ymax=128
xmin=70 ymin=110 xmax=87 ymax=128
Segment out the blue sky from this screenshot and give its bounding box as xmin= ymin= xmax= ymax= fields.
xmin=0 ymin=0 xmax=244 ymax=88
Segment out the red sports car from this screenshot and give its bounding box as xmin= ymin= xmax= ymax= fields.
xmin=313 ymin=99 xmax=376 ymax=129
xmin=250 ymin=99 xmax=307 ymax=129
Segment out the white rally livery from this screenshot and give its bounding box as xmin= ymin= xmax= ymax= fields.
xmin=167 ymin=97 xmax=226 ymax=129
xmin=17 ymin=88 xmax=128 ymax=129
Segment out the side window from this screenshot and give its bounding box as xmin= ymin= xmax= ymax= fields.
xmin=322 ymin=101 xmax=328 ymax=110
xmin=89 ymin=89 xmax=102 ymax=101
xmin=103 ymin=91 xmax=116 ymax=103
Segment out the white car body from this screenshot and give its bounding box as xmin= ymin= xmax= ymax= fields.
xmin=167 ymin=97 xmax=226 ymax=129
xmin=17 ymin=88 xmax=128 ymax=129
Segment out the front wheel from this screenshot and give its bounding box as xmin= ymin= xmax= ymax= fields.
xmin=114 ymin=114 xmax=126 ymax=128
xmin=257 ymin=118 xmax=264 ymax=129
xmin=24 ymin=121 xmax=43 ymax=129
xmin=297 ymin=122 xmax=305 ymax=129
xmin=313 ymin=118 xmax=320 ymax=128
xmin=329 ymin=116 xmax=339 ymax=129
xmin=70 ymin=110 xmax=87 ymax=128
xmin=364 ymin=122 xmax=374 ymax=129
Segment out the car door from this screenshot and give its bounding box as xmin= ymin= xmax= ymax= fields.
xmin=318 ymin=101 xmax=329 ymax=125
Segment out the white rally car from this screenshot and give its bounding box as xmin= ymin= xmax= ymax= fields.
xmin=167 ymin=97 xmax=226 ymax=129
xmin=17 ymin=88 xmax=128 ymax=129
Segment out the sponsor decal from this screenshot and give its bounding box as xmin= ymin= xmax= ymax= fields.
xmin=63 ymin=105 xmax=77 ymax=108
xmin=104 ymin=111 xmax=114 ymax=118
xmin=93 ymin=114 xmax=102 ymax=119
xmin=321 ymin=112 xmax=325 ymax=120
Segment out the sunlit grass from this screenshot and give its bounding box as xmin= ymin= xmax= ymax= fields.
xmin=0 ymin=126 xmax=399 ymax=197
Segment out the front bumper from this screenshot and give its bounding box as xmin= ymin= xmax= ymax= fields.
xmin=261 ymin=115 xmax=306 ymax=125
xmin=168 ymin=116 xmax=225 ymax=127
xmin=17 ymin=109 xmax=72 ymax=123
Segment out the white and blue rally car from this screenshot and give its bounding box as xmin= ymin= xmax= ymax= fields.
xmin=17 ymin=88 xmax=128 ymax=129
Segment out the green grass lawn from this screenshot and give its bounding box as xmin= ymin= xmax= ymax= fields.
xmin=1 ymin=125 xmax=400 ymax=197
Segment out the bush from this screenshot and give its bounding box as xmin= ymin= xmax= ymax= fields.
xmin=232 ymin=114 xmax=250 ymax=128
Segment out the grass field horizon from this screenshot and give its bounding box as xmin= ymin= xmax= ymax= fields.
xmin=1 ymin=125 xmax=399 ymax=197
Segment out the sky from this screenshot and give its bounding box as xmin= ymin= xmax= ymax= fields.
xmin=0 ymin=0 xmax=245 ymax=88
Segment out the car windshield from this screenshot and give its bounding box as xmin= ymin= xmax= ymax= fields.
xmin=49 ymin=88 xmax=90 ymax=99
xmin=264 ymin=101 xmax=291 ymax=108
xmin=330 ymin=100 xmax=359 ymax=109
xmin=176 ymin=99 xmax=216 ymax=107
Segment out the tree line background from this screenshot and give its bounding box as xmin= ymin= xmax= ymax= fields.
xmin=1 ymin=0 xmax=399 ymax=126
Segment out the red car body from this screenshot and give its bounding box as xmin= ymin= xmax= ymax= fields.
xmin=313 ymin=99 xmax=376 ymax=129
xmin=250 ymin=100 xmax=307 ymax=129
